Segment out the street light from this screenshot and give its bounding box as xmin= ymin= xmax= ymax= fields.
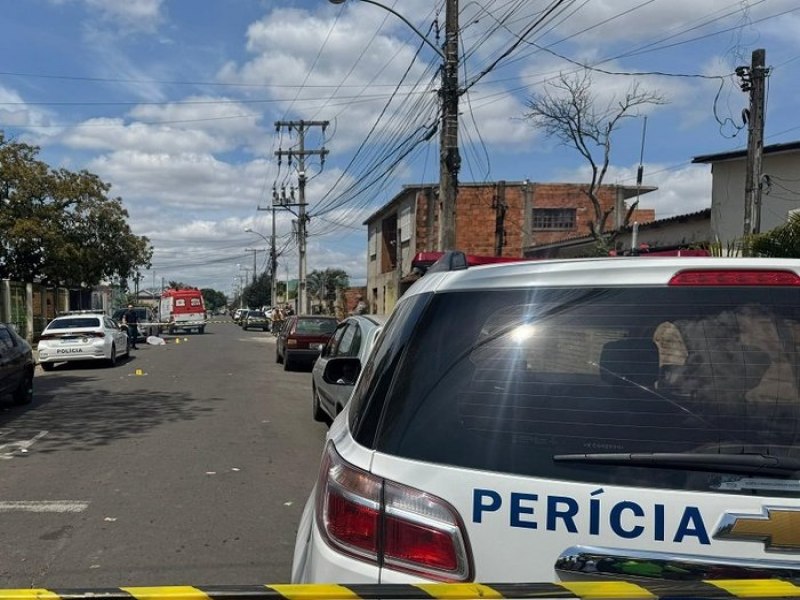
xmin=328 ymin=0 xmax=460 ymax=251
xmin=245 ymin=227 xmax=278 ymax=307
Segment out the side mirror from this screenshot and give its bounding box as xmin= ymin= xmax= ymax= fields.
xmin=323 ymin=357 xmax=362 ymax=386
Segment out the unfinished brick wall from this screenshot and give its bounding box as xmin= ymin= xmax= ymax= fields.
xmin=419 ymin=183 xmax=629 ymax=256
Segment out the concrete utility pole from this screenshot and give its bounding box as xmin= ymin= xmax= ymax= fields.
xmin=739 ymin=48 xmax=769 ymax=238
xmin=244 ymin=248 xmax=262 ymax=284
xmin=256 ymin=204 xmax=278 ymax=307
xmin=274 ymin=120 xmax=329 ymax=314
xmin=439 ymin=0 xmax=460 ymax=251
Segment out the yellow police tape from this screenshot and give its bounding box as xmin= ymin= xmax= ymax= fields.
xmin=0 ymin=581 xmax=799 ymax=600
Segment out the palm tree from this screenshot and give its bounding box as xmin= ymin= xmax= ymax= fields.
xmin=306 ymin=269 xmax=349 ymax=315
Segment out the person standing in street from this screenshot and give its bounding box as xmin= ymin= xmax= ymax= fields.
xmin=122 ymin=304 xmax=140 ymax=350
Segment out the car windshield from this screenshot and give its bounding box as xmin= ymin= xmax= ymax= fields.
xmin=47 ymin=318 xmax=101 ymax=329
xmin=373 ymin=286 xmax=800 ymax=496
xmin=248 ymin=311 xmax=265 ymax=318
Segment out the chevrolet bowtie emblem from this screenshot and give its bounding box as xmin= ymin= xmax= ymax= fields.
xmin=715 ymin=507 xmax=800 ymax=552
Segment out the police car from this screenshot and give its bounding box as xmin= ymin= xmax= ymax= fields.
xmin=37 ymin=313 xmax=130 ymax=370
xmin=291 ymin=253 xmax=800 ymax=584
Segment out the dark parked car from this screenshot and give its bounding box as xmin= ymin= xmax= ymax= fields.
xmin=311 ymin=314 xmax=386 ymax=424
xmin=242 ymin=310 xmax=270 ymax=331
xmin=275 ymin=315 xmax=338 ymax=371
xmin=0 ymin=323 xmax=34 ymax=405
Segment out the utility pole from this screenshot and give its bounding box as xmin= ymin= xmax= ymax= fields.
xmin=239 ymin=267 xmax=252 ymax=307
xmin=257 ymin=202 xmax=279 ymax=307
xmin=274 ymin=120 xmax=329 ymax=314
xmin=493 ymin=180 xmax=506 ymax=256
xmin=244 ymin=248 xmax=262 ymax=284
xmin=738 ymin=48 xmax=769 ymax=239
xmin=438 ymin=0 xmax=460 ymax=252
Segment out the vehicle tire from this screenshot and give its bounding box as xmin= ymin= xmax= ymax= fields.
xmin=312 ymin=385 xmax=327 ymax=423
xmin=198 ymin=326 xmax=205 ymax=334
xmin=108 ymin=344 xmax=117 ymax=368
xmin=40 ymin=362 xmax=54 ymax=372
xmin=283 ymin=351 xmax=294 ymax=371
xmin=12 ymin=368 xmax=33 ymax=405
xmin=276 ymin=347 xmax=283 ymax=364
xmin=243 ymin=325 xmax=248 ymax=331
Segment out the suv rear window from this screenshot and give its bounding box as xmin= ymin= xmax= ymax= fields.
xmin=370 ymin=287 xmax=800 ymax=496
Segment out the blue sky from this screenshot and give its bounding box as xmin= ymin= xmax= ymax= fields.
xmin=2 ymin=0 xmax=799 ymax=295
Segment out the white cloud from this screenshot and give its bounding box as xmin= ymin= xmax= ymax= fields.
xmin=61 ymin=119 xmax=223 ymax=154
xmin=87 ymin=150 xmax=272 ymax=211
xmin=217 ymin=7 xmax=444 ymax=151
xmin=51 ymin=0 xmax=166 ymax=32
xmin=560 ymin=161 xmax=713 ymax=220
xmin=529 ymin=0 xmax=800 ymax=48
xmin=0 ymin=86 xmax=55 ymax=128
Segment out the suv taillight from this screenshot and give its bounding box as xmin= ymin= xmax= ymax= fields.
xmin=316 ymin=443 xmax=472 ymax=581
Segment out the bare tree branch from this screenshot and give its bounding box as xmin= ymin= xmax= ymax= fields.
xmin=523 ymin=71 xmax=667 ymax=253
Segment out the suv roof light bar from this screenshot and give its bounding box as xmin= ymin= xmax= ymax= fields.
xmin=427 ymin=251 xmax=469 ymax=273
xmin=417 ymin=251 xmax=526 ymax=275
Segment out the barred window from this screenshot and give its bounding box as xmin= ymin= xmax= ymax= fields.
xmin=533 ymin=208 xmax=576 ymax=230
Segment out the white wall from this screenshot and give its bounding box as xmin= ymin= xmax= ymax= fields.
xmin=711 ymin=151 xmax=800 ymax=251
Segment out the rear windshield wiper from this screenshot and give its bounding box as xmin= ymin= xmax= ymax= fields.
xmin=553 ymin=452 xmax=800 ymax=477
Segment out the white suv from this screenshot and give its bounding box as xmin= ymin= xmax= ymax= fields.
xmin=292 ymin=254 xmax=800 ymax=584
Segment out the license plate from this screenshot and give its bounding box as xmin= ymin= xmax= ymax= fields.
xmin=60 ymin=338 xmax=79 ymax=345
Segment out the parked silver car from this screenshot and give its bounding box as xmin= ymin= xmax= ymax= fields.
xmin=311 ymin=314 xmax=386 ymax=424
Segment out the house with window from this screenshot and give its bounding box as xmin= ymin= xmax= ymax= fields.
xmin=524 ymin=209 xmax=712 ymax=259
xmin=363 ymin=181 xmax=656 ymax=314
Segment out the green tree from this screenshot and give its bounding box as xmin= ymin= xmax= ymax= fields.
xmin=751 ymin=213 xmax=800 ymax=258
xmin=242 ymin=270 xmax=272 ymax=308
xmin=307 ymin=268 xmax=349 ymax=314
xmin=0 ymin=132 xmax=152 ymax=286
xmin=201 ymin=288 xmax=228 ymax=312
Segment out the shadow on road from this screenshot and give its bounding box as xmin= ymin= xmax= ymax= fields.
xmin=0 ymin=375 xmax=218 ymax=454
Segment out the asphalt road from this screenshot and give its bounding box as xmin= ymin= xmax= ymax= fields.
xmin=0 ymin=318 xmax=328 ymax=588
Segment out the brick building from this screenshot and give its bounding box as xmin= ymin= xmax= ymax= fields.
xmin=363 ymin=181 xmax=656 ymax=314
